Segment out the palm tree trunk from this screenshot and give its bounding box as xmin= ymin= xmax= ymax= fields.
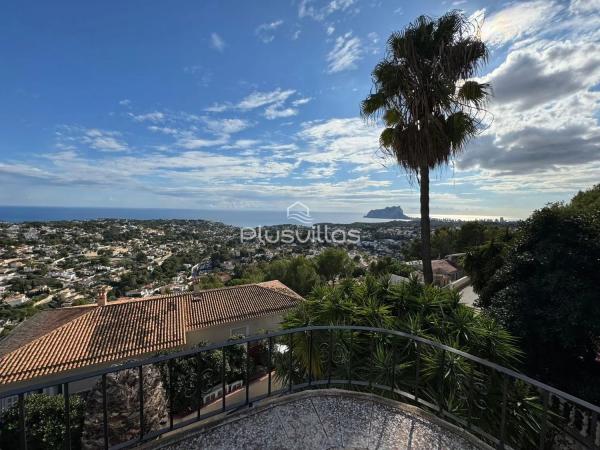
xmin=420 ymin=165 xmax=433 ymax=284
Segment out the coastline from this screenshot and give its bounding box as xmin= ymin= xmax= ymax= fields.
xmin=0 ymin=205 xmax=517 ymax=227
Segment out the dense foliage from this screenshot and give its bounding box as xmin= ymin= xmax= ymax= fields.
xmin=160 ymin=340 xmax=269 ymax=415
xmin=472 ymin=199 xmax=600 ymax=402
xmin=463 ymin=239 xmax=508 ymax=293
xmin=227 ymin=250 xmax=357 ymax=296
xmin=0 ymin=393 xmax=85 ymax=450
xmin=403 ymin=221 xmax=513 ymax=261
xmin=314 ymin=247 xmax=353 ymax=282
xmin=274 ymin=277 xmax=549 ymax=448
xmin=368 ymin=256 xmax=414 ymax=277
xmin=159 ymin=345 xmax=242 ymax=414
xmin=570 ymin=183 xmax=600 ymax=212
xmin=266 ymin=256 xmax=320 ymax=296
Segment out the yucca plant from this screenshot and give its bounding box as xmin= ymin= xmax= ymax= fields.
xmin=275 ymin=276 xmax=549 ymax=448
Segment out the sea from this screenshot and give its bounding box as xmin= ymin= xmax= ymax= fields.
xmin=0 ymin=206 xmax=511 ymax=228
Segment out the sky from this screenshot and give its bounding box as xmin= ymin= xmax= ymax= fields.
xmin=0 ymin=0 xmax=599 ymax=219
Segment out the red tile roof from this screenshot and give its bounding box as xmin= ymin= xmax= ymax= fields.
xmin=188 ymin=283 xmax=301 ymax=328
xmin=0 ymin=306 xmax=94 ymax=357
xmin=431 ymin=259 xmax=459 ymax=275
xmin=0 ymin=281 xmax=301 ymax=386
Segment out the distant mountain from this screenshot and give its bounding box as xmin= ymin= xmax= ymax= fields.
xmin=364 ymin=206 xmax=410 ymax=219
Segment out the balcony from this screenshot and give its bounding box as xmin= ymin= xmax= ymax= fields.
xmin=1 ymin=326 xmax=599 ymax=449
xmin=156 ymin=389 xmax=487 ymax=449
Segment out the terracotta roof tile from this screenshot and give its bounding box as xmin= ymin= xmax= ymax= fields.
xmin=0 ymin=306 xmax=96 ymax=357
xmin=0 ymin=281 xmax=302 ymax=386
xmin=187 ymin=283 xmax=301 ymax=328
xmin=0 ymin=295 xmax=186 ymax=385
xmin=431 ymin=260 xmax=459 ymax=275
xmin=256 ymin=280 xmax=303 ymax=299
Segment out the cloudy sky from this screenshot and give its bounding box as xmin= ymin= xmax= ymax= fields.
xmin=1 ymin=0 xmax=599 ymax=218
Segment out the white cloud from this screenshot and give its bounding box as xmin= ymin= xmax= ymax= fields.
xmin=88 ymin=136 xmax=127 ymax=152
xmin=77 ymin=128 xmax=129 ymax=152
xmin=129 ymin=111 xmax=165 ymax=123
xmin=203 ymin=117 xmax=251 ymax=134
xmin=177 ymin=136 xmax=229 ymax=149
xmin=473 ymin=2 xmax=563 ymax=47
xmin=237 ymin=89 xmax=296 ymax=110
xmin=260 ymin=143 xmax=299 ymax=156
xmin=292 ymin=97 xmax=312 ymax=106
xmin=237 ymin=89 xmax=301 ymax=119
xmin=264 ymin=104 xmax=298 ymax=119
xmin=456 ymin=7 xmax=600 ymax=192
xmin=226 ymin=139 xmax=261 ymax=149
xmin=483 ymin=40 xmax=600 ymax=114
xmin=0 ymin=162 xmax=55 ymax=181
xmin=148 ymin=126 xmax=180 ymax=135
xmin=326 ymin=26 xmax=335 ymax=35
xmin=303 ymin=164 xmax=338 ymax=179
xmin=297 ymin=118 xmax=383 ymax=171
xmin=255 ymin=20 xmax=284 ymax=43
xmin=203 ymin=88 xmax=309 ymax=119
xmin=204 ymin=103 xmax=231 ymax=113
xmin=210 ymin=32 xmax=226 ymax=52
xmin=569 ymin=0 xmax=600 ymax=14
xmin=299 ymin=0 xmax=356 ymax=21
xmin=327 ymin=32 xmax=362 ymax=73
xmin=327 ymin=0 xmax=355 ymax=14
xmin=118 ymin=99 xmax=131 ymax=106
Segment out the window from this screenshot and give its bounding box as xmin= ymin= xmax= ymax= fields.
xmin=230 ymin=325 xmax=248 ymax=337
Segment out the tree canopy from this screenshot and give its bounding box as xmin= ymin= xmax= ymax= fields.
xmin=0 ymin=394 xmax=85 ymax=450
xmin=315 ymin=247 xmax=353 ymax=282
xmin=470 ymin=188 xmax=600 ymax=402
xmin=570 ymin=183 xmax=600 ymax=213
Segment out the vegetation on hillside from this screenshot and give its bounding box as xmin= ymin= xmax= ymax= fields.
xmin=465 ymin=185 xmax=600 ymax=402
xmin=0 ymin=394 xmax=85 ymax=450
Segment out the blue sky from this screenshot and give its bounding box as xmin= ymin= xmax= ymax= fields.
xmin=1 ymin=0 xmax=599 ymax=218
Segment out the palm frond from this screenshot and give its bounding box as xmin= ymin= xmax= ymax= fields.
xmin=457 ymin=80 xmax=490 ymax=108
xmin=361 ymin=10 xmax=490 ymax=172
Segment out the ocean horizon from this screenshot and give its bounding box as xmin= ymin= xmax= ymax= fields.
xmin=0 ymin=206 xmax=514 ymax=228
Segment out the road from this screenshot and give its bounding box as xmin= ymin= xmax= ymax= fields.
xmin=459 ymin=285 xmax=479 ymax=307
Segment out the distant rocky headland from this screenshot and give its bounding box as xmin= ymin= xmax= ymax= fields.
xmin=364 ymin=206 xmax=410 ymax=219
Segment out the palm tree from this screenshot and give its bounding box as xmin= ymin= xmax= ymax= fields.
xmin=361 ymin=11 xmax=490 ymax=284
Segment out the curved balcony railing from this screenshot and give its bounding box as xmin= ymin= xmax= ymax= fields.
xmin=1 ymin=326 xmax=599 ymax=450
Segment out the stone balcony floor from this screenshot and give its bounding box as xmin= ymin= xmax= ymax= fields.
xmin=151 ymin=389 xmax=490 ymax=450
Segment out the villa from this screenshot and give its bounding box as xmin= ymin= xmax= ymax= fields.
xmin=0 ymin=280 xmax=302 ymax=392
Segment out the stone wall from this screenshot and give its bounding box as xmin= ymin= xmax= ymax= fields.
xmin=81 ymin=365 xmax=168 ymax=449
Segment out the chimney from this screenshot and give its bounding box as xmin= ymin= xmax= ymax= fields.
xmin=97 ymin=287 xmax=108 ymax=307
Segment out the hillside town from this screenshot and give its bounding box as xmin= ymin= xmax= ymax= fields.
xmin=0 ymin=217 xmax=500 ymax=337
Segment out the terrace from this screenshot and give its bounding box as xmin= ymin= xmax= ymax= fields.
xmin=1 ymin=326 xmax=599 ymax=449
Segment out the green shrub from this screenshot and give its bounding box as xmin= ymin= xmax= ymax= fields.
xmin=0 ymin=393 xmax=85 ymax=450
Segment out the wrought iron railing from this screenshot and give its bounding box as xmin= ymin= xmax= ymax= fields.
xmin=0 ymin=326 xmax=599 ymax=450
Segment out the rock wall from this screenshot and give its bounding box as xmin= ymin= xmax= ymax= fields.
xmin=81 ymin=365 xmax=168 ymax=449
